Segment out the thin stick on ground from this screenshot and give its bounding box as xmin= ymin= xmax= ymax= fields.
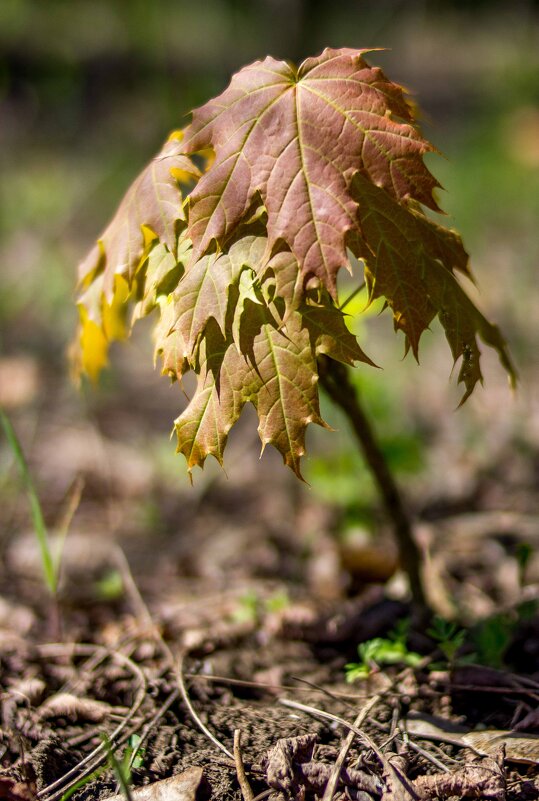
xmin=186 ymin=672 xmax=370 ymax=700
xmin=177 ymin=652 xmax=234 ymax=760
xmin=279 ymin=697 xmax=418 ymax=799
xmin=405 ymin=739 xmax=451 ymax=774
xmin=113 ymin=545 xmax=236 ymax=763
xmin=321 ymin=694 xmax=381 ymax=801
xmin=234 ymin=730 xmax=255 ymax=801
xmin=318 ymin=356 xmax=427 ymax=610
xmin=251 ymin=792 xmax=272 ymax=801
xmin=36 ymin=643 xmax=148 ymax=801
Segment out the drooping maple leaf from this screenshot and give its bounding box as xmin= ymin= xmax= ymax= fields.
xmin=154 ymin=233 xmax=372 ymax=477
xmin=73 ymin=47 xmax=516 ymax=477
xmin=78 ymin=132 xmax=199 ymax=295
xmin=183 ymin=47 xmax=440 ymax=295
xmin=351 ymin=172 xmax=514 ymax=399
xmin=73 ymin=134 xmax=197 ymax=379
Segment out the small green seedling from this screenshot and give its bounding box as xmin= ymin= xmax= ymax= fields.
xmin=345 ymin=619 xmax=422 ymax=682
xmin=231 ymin=588 xmax=290 ymax=624
xmin=264 ymin=589 xmax=290 ymax=614
xmin=427 ymin=615 xmax=467 ymax=668
xmin=124 ymin=734 xmax=145 ymax=777
xmin=231 ymin=590 xmax=260 ymax=624
xmin=102 ymin=733 xmax=134 ymax=801
xmin=471 ymin=613 xmax=514 ymax=670
xmin=95 ymin=568 xmax=125 ymax=601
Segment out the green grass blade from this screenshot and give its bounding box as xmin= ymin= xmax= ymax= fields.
xmin=102 ymin=734 xmax=134 ymax=801
xmin=60 ymin=766 xmax=105 ymax=801
xmin=0 ymin=408 xmax=57 ymax=595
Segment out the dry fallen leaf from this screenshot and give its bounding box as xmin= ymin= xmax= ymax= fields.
xmin=38 ymin=693 xmax=119 ymax=723
xmin=0 ymin=777 xmax=37 ymax=801
xmin=102 ymin=767 xmax=205 ymax=801
xmin=406 ymin=714 xmax=539 ymax=764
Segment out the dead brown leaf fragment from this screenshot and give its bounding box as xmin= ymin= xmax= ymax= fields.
xmin=38 ymin=693 xmax=118 ymax=723
xmin=0 ymin=778 xmax=37 ymax=801
xmin=412 ymin=756 xmax=506 ymax=800
xmin=101 ymin=767 xmax=206 ymax=801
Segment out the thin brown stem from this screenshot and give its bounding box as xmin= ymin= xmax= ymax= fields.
xmin=318 ymin=357 xmax=427 ymax=611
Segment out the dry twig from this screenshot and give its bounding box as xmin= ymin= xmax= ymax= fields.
xmin=36 ymin=643 xmax=148 ymax=801
xmin=321 ymin=694 xmax=381 ymax=801
xmin=234 ymin=730 xmax=255 ymax=801
xmin=279 ymin=697 xmax=418 ymax=799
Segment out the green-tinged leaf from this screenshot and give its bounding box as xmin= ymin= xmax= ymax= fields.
xmin=78 ymin=133 xmax=199 ymax=295
xmin=171 ymin=321 xmax=251 ymax=472
xmin=132 ymin=241 xmax=185 ymax=322
xmin=184 ymin=47 xmax=439 ymax=295
xmin=164 ymin=235 xmax=267 ymax=360
xmin=171 ymin=310 xmax=325 ymax=478
xmin=157 ymin=249 xmax=370 ymax=476
xmin=351 ymin=173 xmax=516 ymax=397
xmin=153 ymin=297 xmax=190 ymax=381
xmin=242 ymin=301 xmax=328 ymax=477
xmin=424 ymin=255 xmax=516 ymax=403
xmin=257 ymin=249 xmax=306 ymax=319
xmin=300 ymin=292 xmax=376 ymax=367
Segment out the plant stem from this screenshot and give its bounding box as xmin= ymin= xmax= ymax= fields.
xmin=318 ymin=357 xmax=427 ymax=610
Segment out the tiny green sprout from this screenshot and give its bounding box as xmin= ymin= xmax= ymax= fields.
xmin=265 ymin=589 xmax=290 ymax=614
xmin=231 ymin=589 xmax=260 ymax=624
xmin=95 ymin=569 xmax=124 ymax=601
xmin=471 ymin=613 xmax=514 ymax=670
xmin=101 ymin=733 xmax=133 ymax=801
xmin=231 ymin=588 xmax=290 ymax=624
xmin=125 ymin=734 xmax=145 ymax=773
xmin=345 ymin=619 xmax=422 ymax=682
xmin=427 ymin=615 xmax=467 ymax=666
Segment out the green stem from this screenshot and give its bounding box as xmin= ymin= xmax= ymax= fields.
xmin=318 ymin=357 xmax=427 ymax=611
xmin=1 ymin=408 xmax=57 ymax=596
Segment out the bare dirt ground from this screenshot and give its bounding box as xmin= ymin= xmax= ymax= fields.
xmin=2 ymin=343 xmax=539 ymax=801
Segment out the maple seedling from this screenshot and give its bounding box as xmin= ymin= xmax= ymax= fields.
xmin=73 ymin=48 xmax=515 ymax=606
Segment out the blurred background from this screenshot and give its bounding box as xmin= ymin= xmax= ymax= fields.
xmin=1 ymin=0 xmax=539 ymax=610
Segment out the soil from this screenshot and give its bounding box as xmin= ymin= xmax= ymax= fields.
xmin=3 ymin=346 xmax=539 ymax=801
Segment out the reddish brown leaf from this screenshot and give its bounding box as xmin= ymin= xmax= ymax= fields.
xmin=184 ymin=47 xmax=439 ymax=294
xmin=351 ymin=172 xmax=515 ymax=399
xmin=73 ymin=49 xmax=516 ymax=476
xmin=78 ymin=134 xmax=199 ymax=295
xmin=156 ymin=237 xmax=370 ymax=476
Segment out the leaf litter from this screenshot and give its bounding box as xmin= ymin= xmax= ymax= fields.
xmin=4 ymin=364 xmax=539 ymax=801
xmin=3 ymin=483 xmax=539 ymax=801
